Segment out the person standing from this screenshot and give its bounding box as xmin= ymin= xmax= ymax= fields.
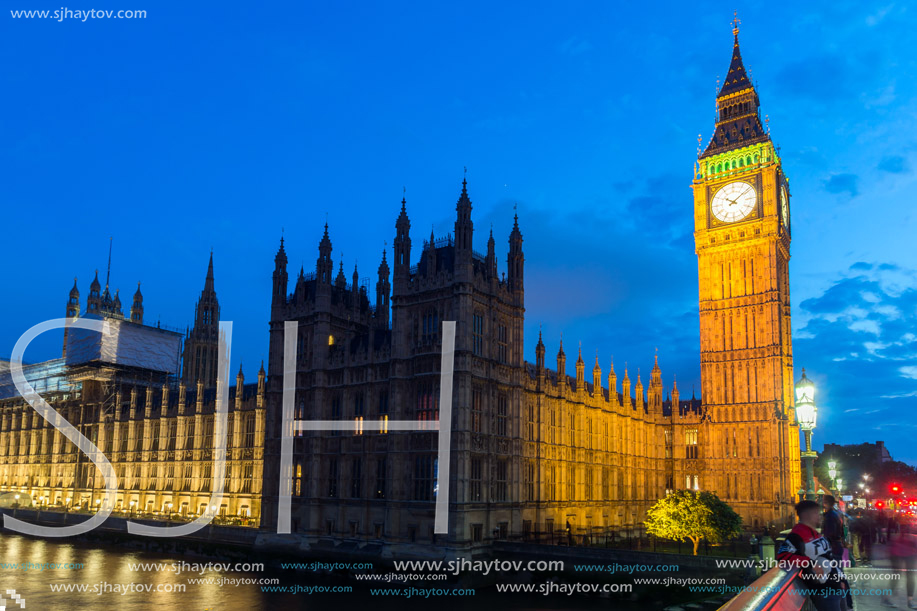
xmin=823 ymin=495 xmax=847 ymax=562
xmin=887 ymin=523 xmax=917 ymax=608
xmin=778 ymin=500 xmax=848 ymax=611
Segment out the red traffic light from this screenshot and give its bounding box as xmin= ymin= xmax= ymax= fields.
xmin=877 ymin=501 xmax=885 ymax=508
xmin=892 ymin=484 xmax=902 ymax=494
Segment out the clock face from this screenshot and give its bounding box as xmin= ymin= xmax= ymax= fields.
xmin=711 ymin=181 xmax=757 ymax=223
xmin=780 ymin=186 xmax=790 ymax=230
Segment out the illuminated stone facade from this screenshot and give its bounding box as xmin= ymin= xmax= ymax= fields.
xmin=0 ymin=261 xmax=266 ymax=523
xmin=259 ymin=182 xmax=705 ymax=551
xmin=691 ymin=24 xmax=802 ymax=527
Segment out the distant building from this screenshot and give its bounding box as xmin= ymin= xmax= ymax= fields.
xmin=822 ymin=441 xmax=892 ymax=466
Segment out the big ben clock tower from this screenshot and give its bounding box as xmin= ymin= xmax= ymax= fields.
xmin=693 ymin=17 xmax=801 ymax=527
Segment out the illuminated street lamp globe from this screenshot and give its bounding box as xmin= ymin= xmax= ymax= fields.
xmin=795 ymin=369 xmax=817 ymax=430
xmin=796 ymin=368 xmax=819 ymax=501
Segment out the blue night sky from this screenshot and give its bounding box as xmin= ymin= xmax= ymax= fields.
xmin=2 ymin=2 xmax=916 ymax=460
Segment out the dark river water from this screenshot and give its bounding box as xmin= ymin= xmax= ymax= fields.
xmin=0 ymin=533 xmax=684 ymax=610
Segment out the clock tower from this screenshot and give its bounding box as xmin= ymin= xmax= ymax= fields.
xmin=692 ymin=18 xmax=801 ymax=527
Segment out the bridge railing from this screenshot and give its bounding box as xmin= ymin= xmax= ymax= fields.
xmin=717 ymin=566 xmax=817 ymax=611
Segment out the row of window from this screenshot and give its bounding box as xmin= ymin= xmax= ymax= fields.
xmin=471 ymin=312 xmax=509 ymax=363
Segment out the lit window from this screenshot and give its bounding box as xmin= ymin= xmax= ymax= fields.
xmin=328 ymin=335 xmax=334 ymax=346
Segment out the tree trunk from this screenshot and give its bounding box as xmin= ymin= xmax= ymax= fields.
xmin=691 ymin=537 xmax=700 ymax=556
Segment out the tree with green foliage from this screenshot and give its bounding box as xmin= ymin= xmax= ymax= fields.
xmin=644 ymin=490 xmax=743 ymax=555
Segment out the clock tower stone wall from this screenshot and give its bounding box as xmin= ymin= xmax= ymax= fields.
xmin=691 ymin=22 xmax=801 ymax=528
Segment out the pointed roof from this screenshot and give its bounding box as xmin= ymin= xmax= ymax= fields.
xmin=456 ymin=176 xmax=472 ymax=211
xmin=70 ymin=277 xmax=80 ymax=297
xmin=510 ymin=208 xmax=522 ymax=240
xmin=396 ymin=195 xmax=410 ymax=230
xmin=717 ymin=30 xmax=751 ymax=97
xmin=701 ymin=17 xmax=769 ymax=158
xmin=275 ymin=234 xmax=287 ymax=265
xmin=90 ymin=269 xmax=101 ymax=291
xmin=133 ymin=281 xmax=143 ymax=300
xmin=319 ymin=222 xmax=332 ymax=253
xmin=204 ymin=251 xmax=215 ymax=292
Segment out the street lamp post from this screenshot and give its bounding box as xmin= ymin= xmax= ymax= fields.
xmin=827 ymin=460 xmax=838 ymax=496
xmin=795 ymin=369 xmax=818 ymax=501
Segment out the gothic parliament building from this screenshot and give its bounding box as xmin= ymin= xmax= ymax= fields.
xmin=0 ymin=22 xmax=800 ymax=551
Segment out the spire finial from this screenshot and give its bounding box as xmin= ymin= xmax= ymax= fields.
xmin=105 ymin=236 xmax=113 ymax=289
xmin=732 ymin=9 xmax=740 ymax=36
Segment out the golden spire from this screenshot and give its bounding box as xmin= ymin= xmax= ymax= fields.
xmin=732 ymin=9 xmax=741 ymax=36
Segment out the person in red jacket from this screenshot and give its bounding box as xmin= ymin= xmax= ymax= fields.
xmin=777 ymin=500 xmax=848 ymax=611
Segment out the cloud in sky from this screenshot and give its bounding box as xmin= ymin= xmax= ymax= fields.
xmin=878 ymin=155 xmax=909 ymax=174
xmin=823 ymin=173 xmax=859 ymax=197
xmin=794 ymin=262 xmax=917 ymax=462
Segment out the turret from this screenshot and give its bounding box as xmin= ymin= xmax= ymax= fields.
xmin=178 ymin=380 xmax=187 ymax=415
xmin=622 ymin=367 xmax=631 ymax=408
xmin=575 ymin=344 xmax=585 ymax=392
xmin=557 ymin=338 xmax=566 ymax=395
xmin=454 ymin=175 xmax=473 ymax=262
xmin=236 ymin=364 xmax=244 ymax=410
xmin=257 ymin=361 xmax=266 ymax=408
xmin=535 ymin=329 xmax=545 ymax=371
xmin=635 ymin=372 xmax=644 ymax=412
xmin=486 ymin=228 xmax=496 ymax=278
xmin=375 ymin=249 xmax=390 ymax=327
xmin=63 ymin=277 xmax=80 ymax=358
xmin=88 ymin=270 xmax=102 ymax=314
xmin=593 ymin=354 xmax=602 ymax=398
xmin=335 ymin=259 xmax=347 ymax=288
xmin=649 ymin=353 xmax=663 ymax=413
xmin=671 ymin=375 xmax=680 ymax=415
xmin=182 ymin=253 xmax=221 ymax=388
xmin=393 ymin=197 xmax=411 ymax=290
xmin=272 ymin=236 xmax=289 ymax=306
xmin=130 ymin=282 xmax=144 ymax=323
xmin=607 ymin=358 xmax=618 ymax=407
xmin=507 ymin=212 xmax=524 ymax=292
xmin=426 ymin=228 xmax=437 ymax=277
xmin=112 ymin=290 xmax=123 ymax=316
xmin=67 ymin=277 xmax=80 ymax=317
xmin=316 ymin=224 xmax=333 ymax=284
